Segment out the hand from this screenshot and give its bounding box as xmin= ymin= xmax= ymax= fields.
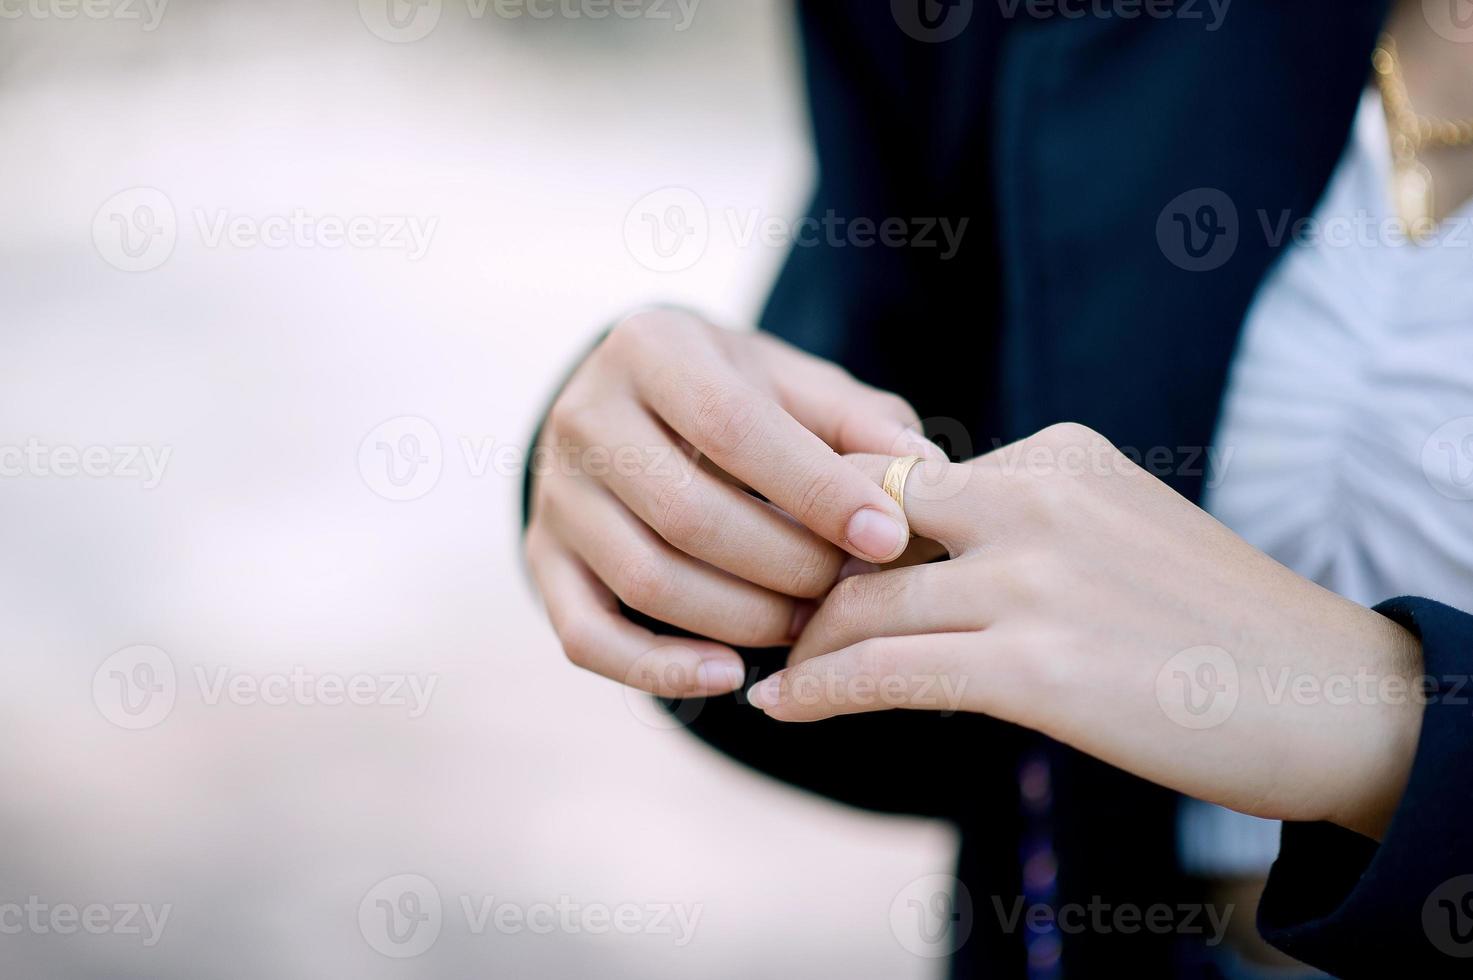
xmin=748 ymin=424 xmax=1424 ymax=840
xmin=525 ymin=308 xmax=942 ymax=698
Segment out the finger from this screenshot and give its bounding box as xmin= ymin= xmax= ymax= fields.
xmin=747 ymin=333 xmax=946 ymax=459
xmin=583 ymin=403 xmax=844 ymax=598
xmin=747 ymin=633 xmax=981 ymax=723
xmin=638 ymin=370 xmax=914 ymax=566
xmin=843 ymin=454 xmax=985 ymax=554
xmin=526 ymin=524 xmax=747 ymax=696
xmin=546 ymin=476 xmax=801 ymax=648
xmin=786 ymin=561 xmax=987 ymax=668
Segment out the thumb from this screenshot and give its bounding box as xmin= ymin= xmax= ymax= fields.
xmin=842 ymin=454 xmax=979 ymax=554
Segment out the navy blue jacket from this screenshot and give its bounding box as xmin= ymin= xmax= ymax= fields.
xmin=528 ymin=2 xmax=1473 ymax=975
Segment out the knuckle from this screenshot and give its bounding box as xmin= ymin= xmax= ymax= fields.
xmin=826 ymin=575 xmax=871 ymax=631
xmin=528 ymin=475 xmax=561 ymax=527
xmin=873 ymin=390 xmax=920 ymax=425
xmin=651 ymin=479 xmax=712 ymax=552
xmin=827 ymin=571 xmax=905 ymax=634
xmin=782 ymin=543 xmax=842 ymax=598
xmin=1008 ymin=626 xmax=1080 ymax=697
xmin=791 ymin=467 xmax=845 ymax=528
xmin=690 ymin=383 xmax=764 ymax=459
xmin=557 ymin=621 xmax=599 ymax=671
xmin=986 ymin=550 xmax=1065 ymax=608
xmin=611 ymin=549 xmax=672 ymax=612
xmin=547 ymin=395 xmax=596 ymax=444
xmin=1023 ymin=470 xmax=1075 ymax=524
xmin=605 ymin=311 xmax=665 ymax=356
xmin=728 ymin=598 xmax=789 ymax=647
xmin=1036 ymin=421 xmax=1106 ymax=449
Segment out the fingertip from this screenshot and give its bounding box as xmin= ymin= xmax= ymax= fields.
xmin=746 ymin=672 xmax=783 ymax=710
xmin=696 ymin=658 xmax=747 ymax=694
xmin=845 ymin=507 xmax=909 ymax=564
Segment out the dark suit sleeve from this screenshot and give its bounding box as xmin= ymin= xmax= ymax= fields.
xmin=1258 ymin=597 xmax=1473 ymax=976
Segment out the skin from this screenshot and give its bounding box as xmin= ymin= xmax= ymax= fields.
xmin=524 ymin=308 xmax=944 ymax=698
xmin=527 ymin=0 xmax=1465 ymax=854
xmin=747 ymin=426 xmax=1426 ymax=842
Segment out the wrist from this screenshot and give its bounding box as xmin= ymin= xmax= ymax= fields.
xmin=1330 ymin=614 xmax=1424 ymax=840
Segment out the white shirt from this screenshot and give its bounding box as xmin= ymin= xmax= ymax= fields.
xmin=1180 ymin=90 xmax=1473 ymax=876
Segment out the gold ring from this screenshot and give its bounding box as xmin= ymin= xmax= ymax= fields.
xmin=882 ymin=455 xmax=924 ymax=516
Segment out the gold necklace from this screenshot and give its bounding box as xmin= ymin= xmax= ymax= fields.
xmin=1372 ymin=34 xmax=1473 ymax=240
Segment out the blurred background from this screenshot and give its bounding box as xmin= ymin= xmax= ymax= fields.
xmin=0 ymin=2 xmax=957 ymax=977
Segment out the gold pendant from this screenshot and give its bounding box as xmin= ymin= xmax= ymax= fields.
xmin=1392 ymin=159 xmax=1435 ymax=242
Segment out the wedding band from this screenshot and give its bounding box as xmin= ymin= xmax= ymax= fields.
xmin=882 ymin=455 xmax=924 ymax=515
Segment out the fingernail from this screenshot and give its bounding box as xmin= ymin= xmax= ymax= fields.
xmin=846 ymin=508 xmax=907 ymax=563
xmin=747 ymin=673 xmax=783 ymax=710
xmin=789 ymin=602 xmax=816 ymax=641
xmin=697 ymin=659 xmax=745 ymax=693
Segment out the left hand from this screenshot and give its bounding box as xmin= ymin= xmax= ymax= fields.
xmin=747 ymin=423 xmax=1424 ymax=840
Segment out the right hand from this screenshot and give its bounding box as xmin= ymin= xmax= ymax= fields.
xmin=524 ymin=308 xmax=942 ymax=697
